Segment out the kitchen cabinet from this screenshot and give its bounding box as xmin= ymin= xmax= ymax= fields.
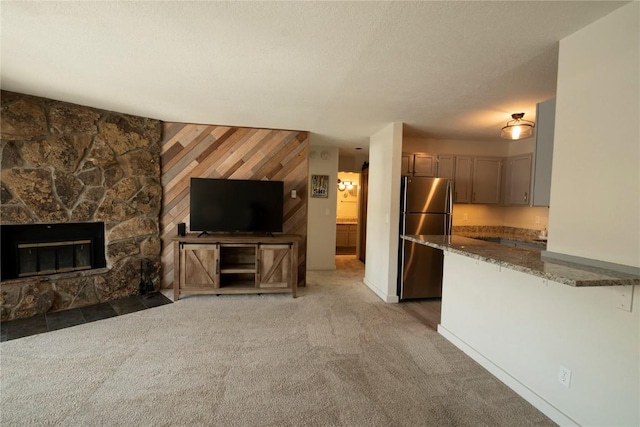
xmin=505 ymin=154 xmax=533 ymax=205
xmin=413 ymin=153 xmax=437 ymax=176
xmin=437 ymin=154 xmax=455 ymax=179
xmin=402 ymin=153 xmax=436 ymax=177
xmin=531 ymin=98 xmax=555 ymax=206
xmin=453 ymin=156 xmax=473 ymax=203
xmin=401 ymin=153 xmax=413 ymax=176
xmin=472 ymin=157 xmax=503 ymax=204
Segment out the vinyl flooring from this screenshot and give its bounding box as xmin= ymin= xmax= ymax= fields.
xmin=1 ymin=293 xmax=172 ymax=342
xmin=398 ymin=298 xmax=442 ymax=331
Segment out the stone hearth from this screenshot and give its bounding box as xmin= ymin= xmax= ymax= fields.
xmin=0 ymin=90 xmax=162 ymax=321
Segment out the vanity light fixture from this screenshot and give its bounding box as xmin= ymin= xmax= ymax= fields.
xmin=501 ymin=113 xmax=535 ymax=140
xmin=337 ymin=179 xmax=355 ymax=191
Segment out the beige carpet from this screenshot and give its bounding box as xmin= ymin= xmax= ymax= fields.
xmin=0 ymin=256 xmax=555 ymax=426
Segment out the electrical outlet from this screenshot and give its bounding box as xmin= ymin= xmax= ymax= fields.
xmin=463 ymin=213 xmax=468 ymax=221
xmin=535 ymin=215 xmax=540 ymax=224
xmin=558 ymin=366 xmax=571 ymax=387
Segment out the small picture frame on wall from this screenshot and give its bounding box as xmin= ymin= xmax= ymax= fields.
xmin=311 ymin=175 xmax=329 ymax=198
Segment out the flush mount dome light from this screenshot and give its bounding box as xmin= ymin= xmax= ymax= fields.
xmin=501 ymin=113 xmax=535 ymax=140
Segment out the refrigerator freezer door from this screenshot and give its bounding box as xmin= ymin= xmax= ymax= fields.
xmin=400 ymin=240 xmax=443 ymax=299
xmin=403 ymin=177 xmax=450 ymax=213
xmin=402 ymin=213 xmax=448 ymax=236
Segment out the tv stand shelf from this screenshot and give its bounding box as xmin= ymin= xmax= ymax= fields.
xmin=172 ymin=234 xmax=299 ymax=300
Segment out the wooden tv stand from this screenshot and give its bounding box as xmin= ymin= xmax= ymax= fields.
xmin=172 ymin=234 xmax=299 ymax=300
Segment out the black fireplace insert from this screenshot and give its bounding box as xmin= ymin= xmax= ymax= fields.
xmin=1 ymin=222 xmax=106 ymax=281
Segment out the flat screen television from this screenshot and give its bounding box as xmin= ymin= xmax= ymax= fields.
xmin=190 ymin=178 xmax=284 ymax=233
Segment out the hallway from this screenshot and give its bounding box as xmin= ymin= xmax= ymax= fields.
xmin=333 ymin=255 xmax=442 ymax=331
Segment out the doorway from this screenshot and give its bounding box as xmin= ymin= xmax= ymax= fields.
xmin=335 ymin=171 xmax=359 ymax=255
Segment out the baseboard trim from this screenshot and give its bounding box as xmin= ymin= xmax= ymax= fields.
xmin=363 ymin=277 xmax=399 ymax=303
xmin=437 ymin=325 xmax=579 ymax=427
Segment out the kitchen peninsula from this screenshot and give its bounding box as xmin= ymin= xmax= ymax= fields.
xmin=403 ymin=234 xmax=639 ymax=286
xmin=403 ymin=234 xmax=639 ymax=427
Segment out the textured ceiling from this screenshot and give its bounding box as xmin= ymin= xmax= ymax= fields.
xmin=0 ymin=1 xmax=627 ymax=150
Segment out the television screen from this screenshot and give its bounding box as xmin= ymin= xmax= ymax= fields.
xmin=190 ymin=178 xmax=284 ymax=233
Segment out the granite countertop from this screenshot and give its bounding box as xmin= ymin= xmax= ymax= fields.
xmin=403 ymin=234 xmax=640 ymax=287
xmin=336 ymin=218 xmax=358 ymax=225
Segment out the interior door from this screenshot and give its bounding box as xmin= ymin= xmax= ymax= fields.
xmin=358 ymin=164 xmax=369 ymax=263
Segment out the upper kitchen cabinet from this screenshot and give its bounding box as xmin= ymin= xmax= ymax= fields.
xmin=531 ymin=98 xmax=556 ymax=206
xmin=505 ymin=154 xmax=533 ymax=205
xmin=401 ymin=153 xmax=413 ymax=176
xmin=436 ymin=154 xmax=455 ymax=179
xmin=453 ymin=156 xmax=473 ymax=203
xmin=472 ymin=157 xmax=503 ymax=204
xmin=402 ymin=153 xmax=437 ymax=177
xmin=413 ymin=153 xmax=437 ymax=176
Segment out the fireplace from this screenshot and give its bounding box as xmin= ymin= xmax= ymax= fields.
xmin=1 ymin=223 xmax=106 ymax=281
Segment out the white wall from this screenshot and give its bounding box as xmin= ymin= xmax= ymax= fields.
xmin=307 ymin=145 xmax=339 ymax=270
xmin=338 ymin=152 xmax=368 ymax=173
xmin=507 ymin=137 xmax=535 ymax=157
xmin=364 ymin=122 xmax=403 ymax=302
xmin=548 ymin=2 xmax=640 ymax=267
xmin=403 ymin=137 xmax=510 ymax=157
xmin=439 ymin=252 xmax=639 ymax=426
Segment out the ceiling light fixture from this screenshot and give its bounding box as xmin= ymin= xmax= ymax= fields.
xmin=501 ymin=113 xmax=535 ymax=140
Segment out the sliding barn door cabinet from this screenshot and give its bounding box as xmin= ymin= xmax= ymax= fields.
xmin=173 ymin=235 xmax=299 ymax=300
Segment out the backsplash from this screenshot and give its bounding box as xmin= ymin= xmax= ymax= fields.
xmin=452 ymin=204 xmax=549 ymax=230
xmin=453 ymin=226 xmax=543 ymax=240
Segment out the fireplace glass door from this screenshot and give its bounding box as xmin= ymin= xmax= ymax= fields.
xmin=17 ymin=240 xmax=93 ymax=277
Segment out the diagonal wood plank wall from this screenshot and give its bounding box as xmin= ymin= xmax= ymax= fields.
xmin=159 ymin=122 xmax=309 ymax=288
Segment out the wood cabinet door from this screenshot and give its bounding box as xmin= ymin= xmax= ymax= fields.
xmin=336 ymin=224 xmax=349 ymax=246
xmin=505 ymin=154 xmax=533 ymax=205
xmin=413 ymin=154 xmax=436 ymax=177
xmin=180 ymin=244 xmax=219 ymax=289
xmin=472 ymin=157 xmax=503 ymax=204
xmin=437 ymin=154 xmax=455 ymax=179
xmin=401 ymin=154 xmax=413 ymax=176
xmin=258 ymin=245 xmax=291 ymax=288
xmin=347 ymin=225 xmax=358 ymax=247
xmin=453 ymin=156 xmax=473 ymax=203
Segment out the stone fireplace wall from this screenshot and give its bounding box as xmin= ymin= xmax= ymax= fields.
xmin=0 ymin=91 xmax=162 ymax=321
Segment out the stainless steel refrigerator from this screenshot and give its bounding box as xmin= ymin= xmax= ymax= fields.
xmin=398 ymin=176 xmax=452 ymax=300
